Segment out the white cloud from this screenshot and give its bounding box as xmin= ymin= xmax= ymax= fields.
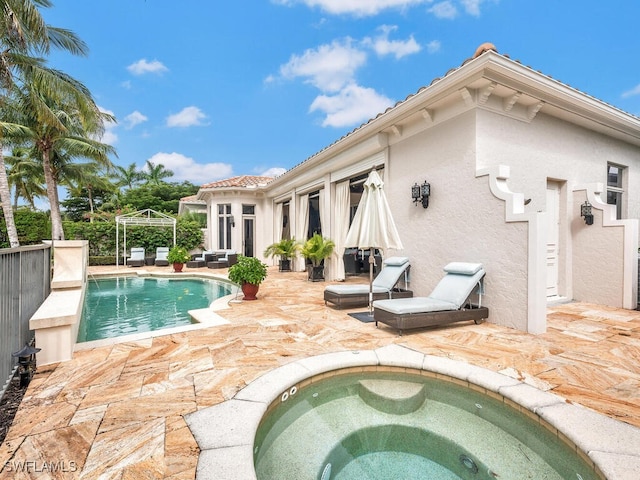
xmin=622 ymin=84 xmax=640 ymax=98
xmin=461 ymin=0 xmax=483 ymax=16
xmin=98 ymin=105 xmax=118 ymax=145
xmin=309 ymin=83 xmax=393 ymax=127
xmin=429 ymin=1 xmax=458 ymax=19
xmin=146 ymin=152 xmax=233 ymax=184
xmin=426 ymin=40 xmax=441 ymax=54
xmin=261 ymin=167 xmax=288 ymax=177
xmin=124 ymin=111 xmax=148 ymax=129
xmin=365 ymin=25 xmax=421 ymax=59
xmin=166 ymin=106 xmax=208 ymax=128
xmin=280 ymin=39 xmax=367 ymax=92
xmin=273 ymin=0 xmax=429 ymax=16
xmin=127 ymin=58 xmax=169 ymax=75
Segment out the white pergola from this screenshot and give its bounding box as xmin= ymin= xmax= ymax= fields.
xmin=115 ymin=209 xmax=176 ymax=266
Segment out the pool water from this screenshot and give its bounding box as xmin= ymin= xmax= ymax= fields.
xmin=77 ymin=277 xmax=232 ymax=342
xmin=254 ymin=371 xmax=600 ymax=480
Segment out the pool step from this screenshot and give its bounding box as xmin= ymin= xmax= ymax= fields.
xmin=358 ymin=379 xmax=426 ymax=414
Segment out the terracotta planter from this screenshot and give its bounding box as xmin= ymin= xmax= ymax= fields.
xmin=173 ymin=262 xmax=184 ymax=272
xmin=241 ymin=282 xmax=260 ymax=300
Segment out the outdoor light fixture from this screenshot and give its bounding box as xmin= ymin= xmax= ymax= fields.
xmin=411 ymin=181 xmax=431 ymax=208
xmin=581 ymin=201 xmax=593 ymax=225
xmin=12 ymin=344 xmax=41 ymax=387
xmin=229 ymin=215 xmax=235 ymax=227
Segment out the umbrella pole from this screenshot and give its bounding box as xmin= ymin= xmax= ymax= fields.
xmin=368 ymin=250 xmax=374 ymax=316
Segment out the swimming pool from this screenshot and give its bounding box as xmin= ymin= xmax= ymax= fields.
xmin=254 ymin=370 xmax=599 ymax=479
xmin=78 ymin=276 xmax=233 ymax=342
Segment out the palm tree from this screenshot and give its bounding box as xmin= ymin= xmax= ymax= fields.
xmin=58 ymin=159 xmax=115 ymax=222
xmin=144 ymin=160 xmax=174 ymax=185
xmin=5 ymin=146 xmax=45 ymax=208
xmin=114 ymin=162 xmax=143 ymax=190
xmin=17 ymin=83 xmax=117 ymax=239
xmin=0 ymin=0 xmax=89 ymax=247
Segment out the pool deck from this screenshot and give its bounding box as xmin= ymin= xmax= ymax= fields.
xmin=1 ymin=264 xmax=640 ymax=479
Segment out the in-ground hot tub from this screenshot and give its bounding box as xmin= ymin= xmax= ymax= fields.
xmin=185 ymin=345 xmax=640 ymax=480
xmin=254 ymin=371 xmax=598 ymax=479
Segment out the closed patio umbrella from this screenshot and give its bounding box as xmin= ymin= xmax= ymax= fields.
xmin=344 ymin=169 xmax=403 ymax=315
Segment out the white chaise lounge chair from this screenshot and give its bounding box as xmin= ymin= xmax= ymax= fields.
xmin=155 ymin=247 xmax=170 ymax=266
xmin=127 ymin=247 xmax=145 ymax=267
xmin=324 ymin=256 xmax=413 ymax=309
xmin=373 ymin=262 xmax=488 ymax=334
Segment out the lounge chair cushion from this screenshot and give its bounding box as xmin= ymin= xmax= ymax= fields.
xmin=373 ymin=297 xmax=457 ymax=314
xmin=443 ymin=262 xmax=482 ymax=275
xmin=383 ymin=256 xmax=409 ymax=267
xmin=325 ymin=284 xmax=392 ymax=295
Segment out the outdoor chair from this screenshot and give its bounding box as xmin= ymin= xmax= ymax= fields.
xmin=127 ymin=247 xmax=145 ymax=267
xmin=373 ymin=262 xmax=488 ymax=335
xmin=187 ymin=250 xmax=213 ymax=268
xmin=207 ymin=250 xmax=238 ymax=269
xmin=155 ymin=247 xmax=170 ymax=266
xmin=324 ymin=256 xmax=412 ymax=309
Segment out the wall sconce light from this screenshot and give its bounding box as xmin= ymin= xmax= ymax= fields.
xmin=581 ymin=201 xmax=593 ymax=225
xmin=411 ymin=181 xmax=431 ymax=208
xmin=12 ymin=344 xmax=41 ymax=387
xmin=229 ymin=215 xmax=235 ymax=227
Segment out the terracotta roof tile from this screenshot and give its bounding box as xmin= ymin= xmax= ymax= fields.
xmin=279 ymin=43 xmax=639 ymax=178
xmin=180 ymin=194 xmax=205 ymax=202
xmin=200 ymin=175 xmax=274 ymax=189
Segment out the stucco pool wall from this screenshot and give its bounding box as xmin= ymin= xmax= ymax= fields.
xmin=185 ymin=344 xmax=640 ymax=480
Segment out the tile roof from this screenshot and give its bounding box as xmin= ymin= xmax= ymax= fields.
xmin=200 ymin=175 xmax=274 ymax=189
xmin=179 ymin=194 xmax=204 ymax=202
xmin=279 ymin=42 xmax=640 ymax=177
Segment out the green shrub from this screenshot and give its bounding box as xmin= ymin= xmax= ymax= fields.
xmin=228 ymin=256 xmax=268 ymax=285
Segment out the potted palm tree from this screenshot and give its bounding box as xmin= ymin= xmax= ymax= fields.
xmin=263 ymin=238 xmax=301 ymax=272
xmin=301 ymin=233 xmax=335 ymax=282
xmin=167 ymin=246 xmax=191 ymax=272
xmin=227 ymin=255 xmax=268 ymax=300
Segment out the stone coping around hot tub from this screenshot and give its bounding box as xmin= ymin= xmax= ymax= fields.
xmin=184 ymin=344 xmax=640 ymax=480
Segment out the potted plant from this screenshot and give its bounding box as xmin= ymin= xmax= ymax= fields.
xmin=167 ymin=246 xmax=191 ymax=272
xmin=300 ymin=233 xmax=335 ymax=282
xmin=263 ymin=238 xmax=301 ymax=272
xmin=227 ymin=255 xmax=268 ymax=300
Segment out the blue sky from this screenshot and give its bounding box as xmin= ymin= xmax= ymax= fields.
xmin=41 ymin=0 xmax=640 ymax=186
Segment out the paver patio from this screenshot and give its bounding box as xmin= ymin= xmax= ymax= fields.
xmin=1 ymin=264 xmax=639 ymax=479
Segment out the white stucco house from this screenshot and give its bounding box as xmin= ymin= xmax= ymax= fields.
xmin=189 ymin=44 xmax=640 ymax=334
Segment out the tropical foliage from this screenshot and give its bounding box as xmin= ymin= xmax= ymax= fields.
xmin=0 ymin=2 xmax=206 ymax=253
xmin=0 ymin=0 xmax=91 ymax=247
xmin=263 ymin=238 xmax=300 ymax=260
xmin=300 ymin=233 xmax=335 ymax=267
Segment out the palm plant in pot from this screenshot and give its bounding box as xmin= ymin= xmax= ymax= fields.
xmin=263 ymin=238 xmax=300 ymax=272
xmin=227 ymin=255 xmax=268 ymax=300
xmin=167 ymin=246 xmax=191 ymax=272
xmin=301 ymin=233 xmax=335 ymax=282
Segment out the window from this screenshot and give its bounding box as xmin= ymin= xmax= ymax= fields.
xmin=606 ymin=163 xmax=624 ymax=219
xmin=217 ymin=204 xmax=232 ymax=249
xmin=242 ymin=205 xmax=255 ymax=215
xmin=307 ymin=191 xmax=321 ymax=238
xmin=281 ymin=201 xmax=290 ymax=240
